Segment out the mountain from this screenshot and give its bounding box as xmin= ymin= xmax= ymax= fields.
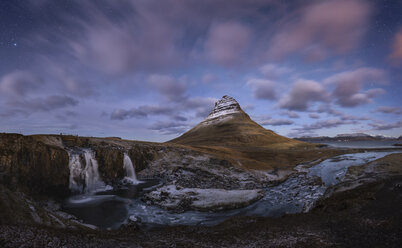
xmin=297 ymin=133 xmax=398 ymax=142
xmin=170 ymin=95 xmax=299 ymax=147
xmin=169 ymin=96 xmax=321 ymax=170
xmin=335 ymin=133 xmax=372 ymax=138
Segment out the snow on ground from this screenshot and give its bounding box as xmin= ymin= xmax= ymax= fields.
xmin=145 ymin=185 xmax=264 ymax=212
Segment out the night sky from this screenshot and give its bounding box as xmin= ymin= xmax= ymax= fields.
xmin=1 ymin=0 xmax=401 ymax=141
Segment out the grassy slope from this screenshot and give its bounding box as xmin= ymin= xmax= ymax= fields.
xmin=168 ymin=112 xmax=340 ymax=170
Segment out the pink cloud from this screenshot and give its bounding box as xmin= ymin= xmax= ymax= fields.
xmin=268 ymin=0 xmax=372 ymax=60
xmin=205 ymin=22 xmax=252 ymax=65
xmin=389 ymin=28 xmax=402 ymax=65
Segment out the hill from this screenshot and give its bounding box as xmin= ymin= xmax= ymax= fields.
xmin=169 ymin=96 xmax=331 ymax=170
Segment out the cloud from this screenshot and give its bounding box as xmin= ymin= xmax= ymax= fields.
xmin=45 ymin=62 xmax=96 ymax=97
xmin=314 ymin=104 xmax=344 ymax=117
xmin=149 ymin=121 xmax=190 ymax=135
xmin=268 ymin=0 xmax=372 ymax=60
xmin=247 ymin=79 xmax=277 ymax=100
xmin=202 ymin=73 xmax=217 ymax=83
xmin=259 ymin=64 xmax=291 ymax=79
xmin=309 ymin=113 xmax=320 ymax=119
xmin=110 ymin=108 xmax=147 ymax=120
xmin=205 ymin=22 xmax=252 ymax=65
xmin=0 ymin=70 xmax=43 ymax=97
xmin=179 ymin=97 xmax=217 ymax=118
xmin=279 ymin=79 xmax=329 ymax=111
xmin=66 ymin=2 xmax=181 ymax=74
xmin=369 ymin=121 xmax=402 ymax=131
xmin=373 ymin=106 xmax=402 ymax=115
xmin=340 ymin=114 xmax=370 ymax=121
xmin=282 ymin=111 xmax=300 ymax=119
xmin=110 ymin=105 xmax=174 ymax=120
xmin=110 ymin=97 xmax=216 ymax=121
xmin=9 ymin=95 xmax=78 ymax=112
xmin=389 ymin=28 xmax=402 ymax=64
xmin=324 ymin=68 xmax=386 ymax=107
xmin=260 ymin=118 xmax=294 ymax=126
xmin=147 ymin=74 xmax=187 ymax=102
xmin=294 ymin=119 xmax=354 ymax=132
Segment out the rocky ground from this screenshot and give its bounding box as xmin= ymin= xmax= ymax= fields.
xmin=1 ymin=133 xmax=401 ymax=247
xmin=1 ymin=174 xmax=401 ymax=248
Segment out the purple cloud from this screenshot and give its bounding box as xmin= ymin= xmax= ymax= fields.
xmin=9 ymin=95 xmax=78 ymax=112
xmin=268 ymin=0 xmax=372 ymax=60
xmin=0 ymin=70 xmax=43 ymax=97
xmin=247 ymin=79 xmax=277 ymax=100
xmin=205 ymin=22 xmax=252 ymax=65
xmin=373 ymin=106 xmax=402 ymax=115
xmin=147 ymin=74 xmax=187 ymax=102
xmin=389 ymin=28 xmax=402 ymax=65
xmin=369 ymin=121 xmax=402 ymax=131
xmin=324 ymin=67 xmax=386 ymax=107
xmin=279 ymin=79 xmax=329 ymax=111
xmin=309 ymin=113 xmax=320 ymax=119
xmin=294 ymin=119 xmax=354 ymax=132
xmin=110 ymin=109 xmax=147 ymax=120
xmin=282 ymin=111 xmax=300 ymax=119
xmin=149 ymin=121 xmax=190 ymax=135
xmin=259 ymin=64 xmax=291 ymax=79
xmin=202 ymin=73 xmax=217 ymax=83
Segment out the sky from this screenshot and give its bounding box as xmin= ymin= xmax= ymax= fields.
xmin=0 ymin=0 xmax=401 ymax=141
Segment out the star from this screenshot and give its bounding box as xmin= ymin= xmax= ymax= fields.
xmin=13 ymin=42 xmax=17 ymax=47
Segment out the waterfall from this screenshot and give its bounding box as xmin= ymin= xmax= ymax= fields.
xmin=68 ymin=153 xmax=84 ymax=193
xmin=83 ymin=150 xmax=106 ymax=192
xmin=68 ymin=149 xmax=108 ymax=193
xmin=123 ymin=153 xmax=141 ymax=184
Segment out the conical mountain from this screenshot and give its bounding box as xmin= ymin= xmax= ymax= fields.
xmin=169 ymin=95 xmax=301 ymax=148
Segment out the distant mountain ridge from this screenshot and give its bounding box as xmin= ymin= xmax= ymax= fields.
xmin=297 ymin=133 xmax=400 ymax=142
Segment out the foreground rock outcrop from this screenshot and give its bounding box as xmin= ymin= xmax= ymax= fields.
xmin=0 ymin=133 xmax=70 ymax=197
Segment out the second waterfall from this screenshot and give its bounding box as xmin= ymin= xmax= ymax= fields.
xmin=123 ymin=153 xmax=141 ymax=184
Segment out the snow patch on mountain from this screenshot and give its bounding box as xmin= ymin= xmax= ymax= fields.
xmin=204 ymin=95 xmax=243 ymax=121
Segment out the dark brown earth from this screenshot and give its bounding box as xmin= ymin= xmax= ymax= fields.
xmin=1 ymin=176 xmax=401 ymax=248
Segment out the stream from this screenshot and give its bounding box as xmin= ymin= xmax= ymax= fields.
xmin=62 ymin=151 xmax=400 ymax=229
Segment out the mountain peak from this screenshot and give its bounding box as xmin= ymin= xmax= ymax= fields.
xmin=206 ymin=95 xmax=243 ymax=121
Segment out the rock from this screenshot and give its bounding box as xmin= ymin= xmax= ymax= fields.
xmin=144 ymin=185 xmax=264 ymax=212
xmin=93 ymin=147 xmax=125 ymax=184
xmin=0 ymin=133 xmax=70 ymax=197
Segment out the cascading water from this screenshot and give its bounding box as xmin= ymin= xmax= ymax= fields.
xmin=68 ymin=153 xmax=85 ymax=193
xmin=83 ymin=150 xmax=106 ymax=192
xmin=123 ymin=153 xmax=141 ymax=184
xmin=68 ymin=149 xmax=108 ymax=193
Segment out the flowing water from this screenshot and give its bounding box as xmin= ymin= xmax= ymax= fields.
xmin=63 ymin=151 xmax=400 ymax=229
xmin=123 ymin=153 xmax=141 ymax=184
xmin=68 ymin=149 xmax=109 ymax=193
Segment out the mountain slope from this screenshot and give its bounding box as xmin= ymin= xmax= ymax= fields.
xmin=170 ymin=95 xmax=301 ymax=148
xmin=168 ymin=96 xmax=329 ymax=170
